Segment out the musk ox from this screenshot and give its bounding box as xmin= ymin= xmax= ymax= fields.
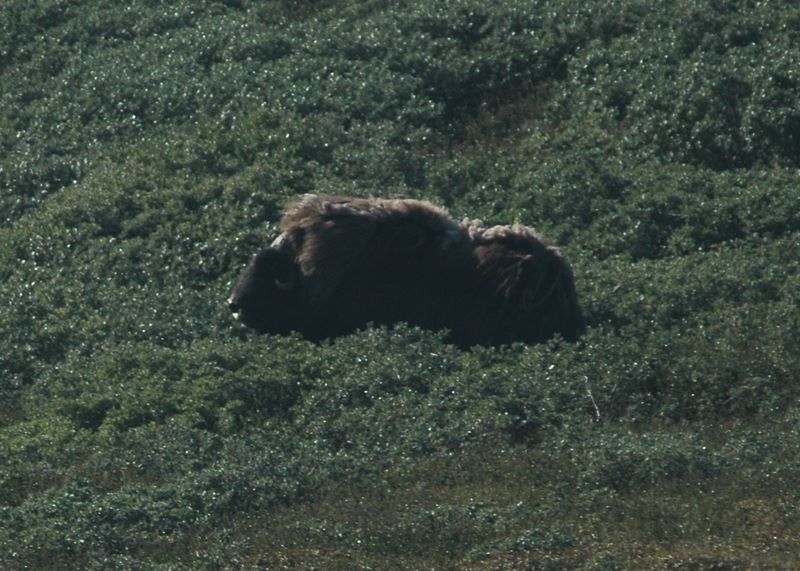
xmin=228 ymin=195 xmax=585 ymax=347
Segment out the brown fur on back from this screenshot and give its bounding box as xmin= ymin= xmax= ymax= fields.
xmin=279 ymin=195 xmax=469 ymax=304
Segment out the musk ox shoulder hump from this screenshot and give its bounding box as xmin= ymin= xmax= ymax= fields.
xmin=278 ymin=195 xmax=468 ymax=303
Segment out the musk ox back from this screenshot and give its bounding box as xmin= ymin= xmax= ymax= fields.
xmin=228 ymin=195 xmax=585 ymax=347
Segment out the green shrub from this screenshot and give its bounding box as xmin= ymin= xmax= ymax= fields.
xmin=558 ymin=1 xmax=800 ymax=169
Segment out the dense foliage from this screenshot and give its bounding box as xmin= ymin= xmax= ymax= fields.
xmin=2 ymin=0 xmax=799 ymax=568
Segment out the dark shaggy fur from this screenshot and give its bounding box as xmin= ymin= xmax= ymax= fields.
xmin=228 ymin=195 xmax=585 ymax=347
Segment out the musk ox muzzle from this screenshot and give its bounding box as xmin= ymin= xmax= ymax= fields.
xmin=228 ymin=195 xmax=586 ymax=347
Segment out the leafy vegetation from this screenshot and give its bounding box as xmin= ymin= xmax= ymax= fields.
xmin=1 ymin=0 xmax=799 ymax=568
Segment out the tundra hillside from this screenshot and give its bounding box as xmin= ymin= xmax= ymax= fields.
xmin=1 ymin=1 xmax=799 ymax=569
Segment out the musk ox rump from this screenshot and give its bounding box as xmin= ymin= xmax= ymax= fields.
xmin=228 ymin=195 xmax=585 ymax=347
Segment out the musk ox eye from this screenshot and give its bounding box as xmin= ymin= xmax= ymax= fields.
xmin=274 ymin=276 xmax=294 ymax=290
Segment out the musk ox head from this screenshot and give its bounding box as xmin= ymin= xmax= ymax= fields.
xmin=228 ymin=242 xmax=301 ymax=335
xmin=228 ymin=195 xmax=586 ymax=347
